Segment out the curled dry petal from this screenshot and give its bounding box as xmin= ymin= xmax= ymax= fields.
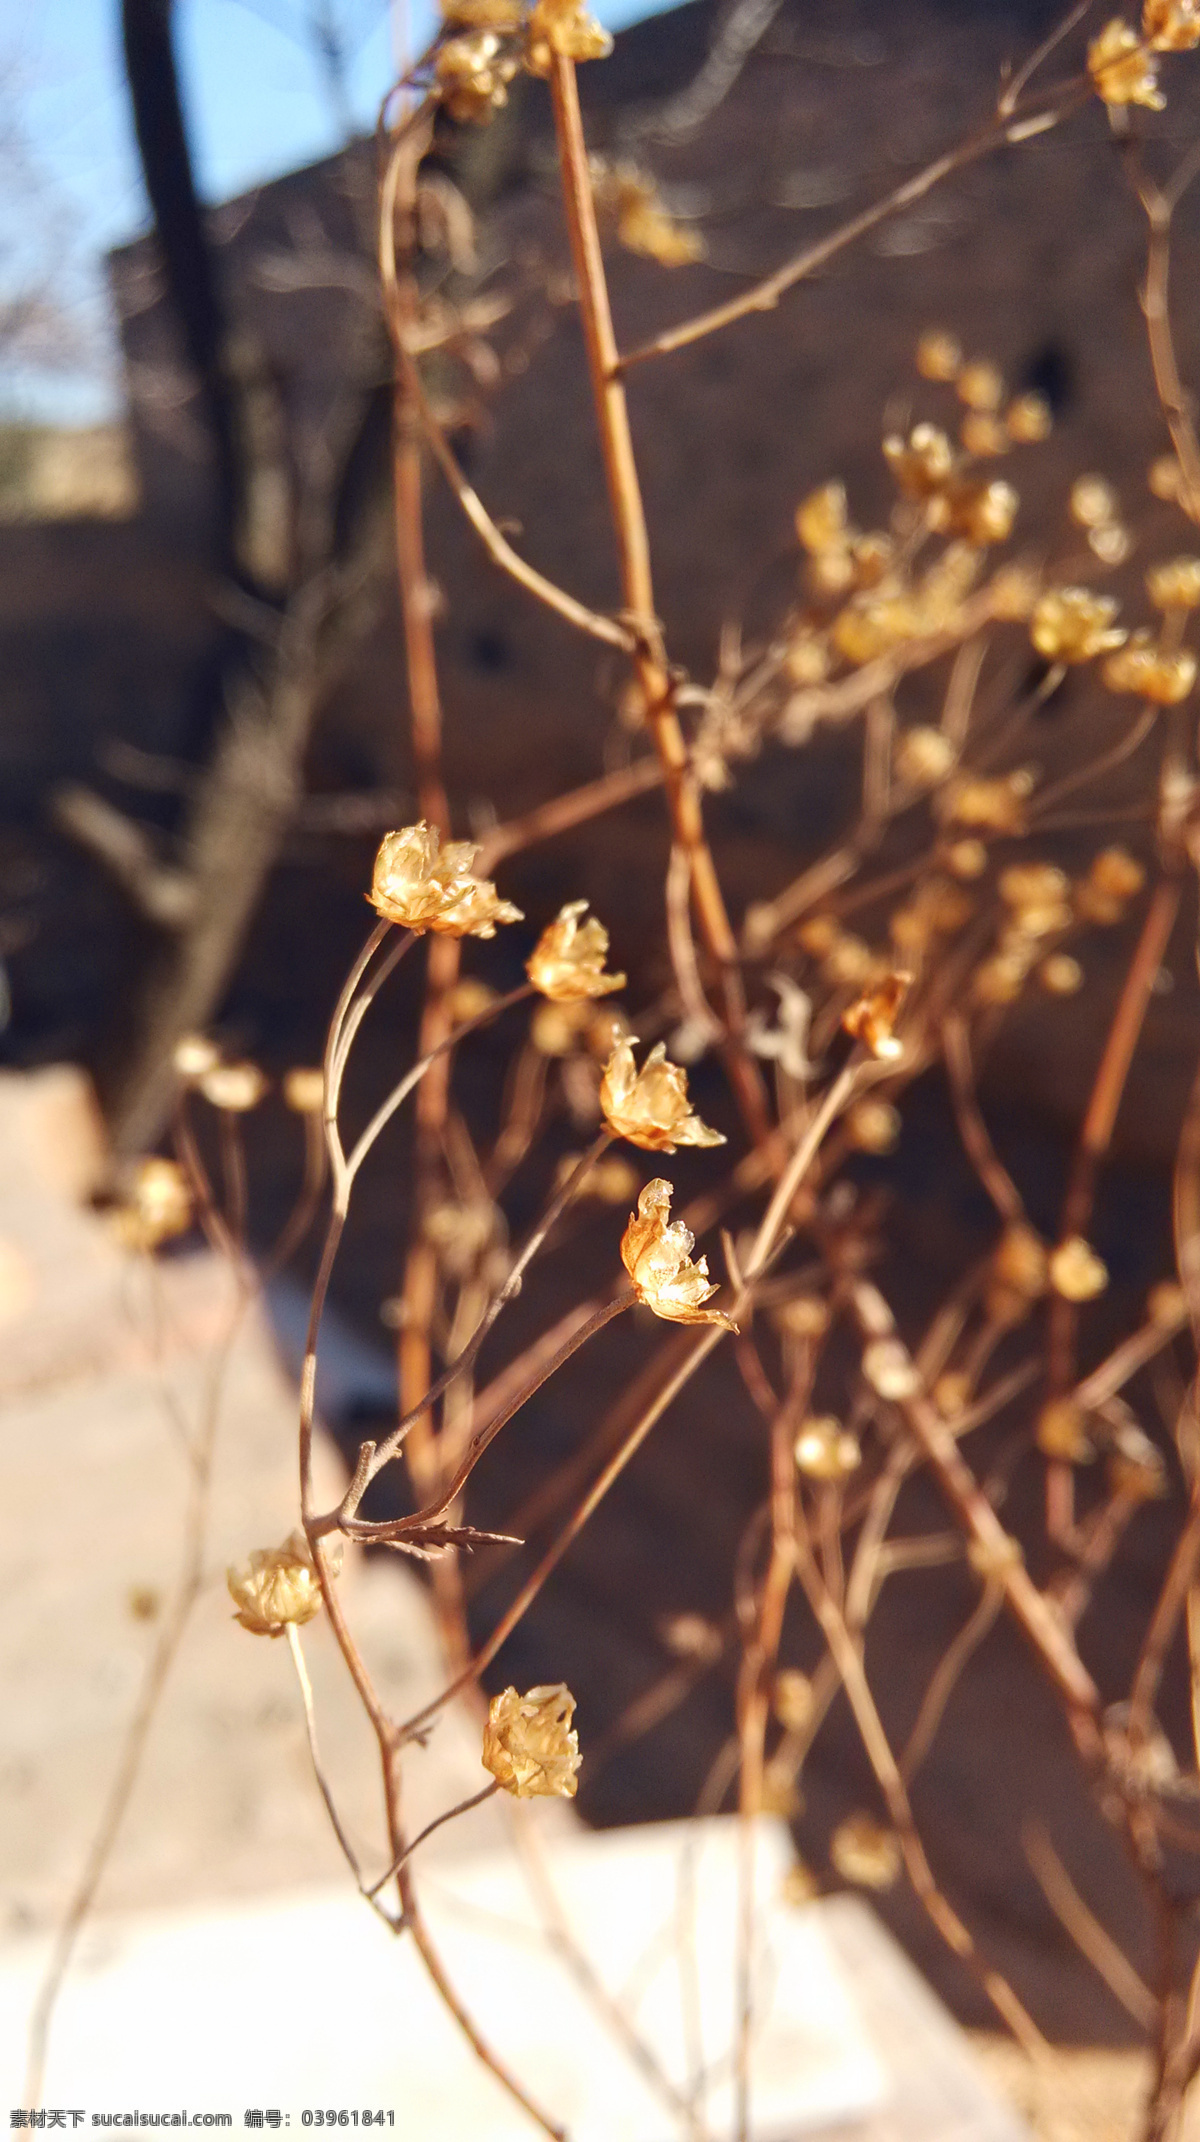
xmin=527 ymin=900 xmax=626 ymax=1001
xmin=599 ymin=1035 xmax=725 ymax=1152
xmin=369 ymin=822 xmax=523 ymax=938
xmin=620 ymin=1178 xmax=737 ymax=1329
xmin=482 ymin=1683 xmax=581 ymax=1798
xmin=227 ymin=1529 xmax=341 ymax=1637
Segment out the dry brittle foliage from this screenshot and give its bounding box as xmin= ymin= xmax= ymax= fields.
xmin=31 ymin=4 xmax=1200 ymax=2139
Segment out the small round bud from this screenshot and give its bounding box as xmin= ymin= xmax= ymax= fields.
xmin=830 ymin=1814 xmax=900 ymax=1890
xmin=1049 ymin=1236 xmax=1109 ymax=1301
xmin=1070 ymin=475 xmax=1119 ymax=530
xmin=1005 ymin=393 xmax=1052 ymax=444
xmin=916 ymin=329 xmax=962 ymax=382
xmin=895 ymin=725 xmax=955 ymax=788
xmin=794 ymin=1415 xmax=861 ymax=1481
xmin=944 ymin=838 xmax=988 ymax=879
xmin=862 ymin=1337 xmax=921 ymax=1400
xmin=774 ymin=1670 xmax=816 ymax=1732
xmin=199 ymin=1061 xmax=268 ymax=1113
xmin=1037 ymin=1400 xmax=1093 ymax=1463
xmin=957 ymin=360 xmax=1004 ymax=412
xmin=1040 ymin=954 xmax=1084 ymax=995
xmin=173 ymin=1034 xmax=220 ymax=1080
xmin=846 ymin=1098 xmax=901 ymax=1153
xmin=283 ymin=1067 xmax=324 ymax=1114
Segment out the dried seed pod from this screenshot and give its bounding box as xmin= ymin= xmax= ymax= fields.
xmin=915 ymin=329 xmax=962 ymax=382
xmin=945 ymin=770 xmax=1033 ymax=834
xmin=960 ymin=412 xmax=1008 ymax=458
xmin=199 ymin=1061 xmax=268 ymax=1113
xmin=1070 ymin=474 xmax=1120 ymax=530
xmin=1031 ymin=587 xmax=1125 ymax=663
xmin=862 ymin=1337 xmax=921 ymax=1400
xmin=1049 ymin=1235 xmax=1109 ymax=1300
xmin=774 ymin=1669 xmax=816 ymax=1731
xmin=846 ymin=1098 xmax=901 ymax=1153
xmin=1088 ymin=18 xmax=1165 ymax=108
xmin=1146 ymin=556 xmax=1200 ymax=609
xmin=1037 ymin=1400 xmax=1094 ymax=1462
xmin=111 ymin=1157 xmax=193 ymax=1252
xmin=794 ymin=1415 xmax=861 ymax=1481
xmin=1149 ymin=455 xmax=1185 ymax=501
xmin=446 ymin=978 xmax=501 ymax=1021
xmin=1005 ymin=393 xmax=1052 ymax=443
xmin=660 ymin=1613 xmax=723 ymax=1663
xmin=227 ymin=1530 xmax=339 ymax=1637
xmin=957 ymin=360 xmax=1004 ymax=412
xmin=1039 ymin=954 xmax=1084 ymax=995
xmin=831 ymin=1813 xmax=901 ymax=1890
xmin=528 ymin=901 xmax=625 ymax=1002
xmin=994 ymin=1223 xmax=1049 ymax=1299
xmin=1108 ymin=1423 xmax=1168 ymax=1500
xmin=796 ymin=482 xmax=850 ymax=554
xmin=1103 ymin=632 xmax=1197 ymax=703
xmin=772 ymin=1294 xmax=830 ymax=1339
xmin=600 ymin=1036 xmax=724 ymax=1152
xmin=482 ymin=1684 xmax=582 ymax=1798
xmin=1089 ymin=847 xmax=1146 ymax=901
xmin=620 ymin=1178 xmax=736 ymax=1328
xmin=1147 ymin=1279 xmax=1187 ymax=1324
xmin=944 ymin=838 xmax=988 ymax=879
xmin=895 ymin=725 xmax=956 ymax=788
xmin=173 ymin=1034 xmax=220 ymax=1080
xmin=525 ymin=0 xmax=612 ymax=72
xmin=369 ymin=821 xmax=522 ymax=937
xmin=283 ymin=1067 xmax=324 ymax=1114
xmin=1144 ymin=0 xmax=1200 ymax=50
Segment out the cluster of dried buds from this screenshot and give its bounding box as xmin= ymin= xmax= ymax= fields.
xmin=1089 ymin=2 xmax=1200 ymax=113
xmin=435 ymin=0 xmax=611 ymax=124
xmin=481 ymin=1683 xmax=582 ymax=1796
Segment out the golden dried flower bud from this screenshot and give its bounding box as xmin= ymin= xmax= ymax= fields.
xmin=884 ymin=422 xmax=955 ymax=498
xmin=1000 ymin=863 xmax=1069 ymax=910
xmin=831 ymin=1813 xmax=900 ymax=1890
xmin=1050 ymin=1235 xmax=1109 ymax=1300
xmin=846 ymin=1098 xmax=901 ymax=1153
xmin=784 ymin=632 xmax=831 ymax=686
xmin=1071 ymin=475 xmax=1120 ymax=530
xmin=774 ymin=1669 xmax=816 ymax=1731
xmin=1031 ymin=587 xmax=1125 ymax=664
xmin=797 ymin=914 xmax=842 ymax=959
xmin=283 ymin=1067 xmax=324 ymax=1114
xmin=946 ymin=770 xmax=1033 ymax=834
xmin=481 ymin=1683 xmax=581 ymax=1798
xmin=528 ymin=900 xmax=625 ymax=1002
xmin=369 ymin=821 xmax=522 ymax=937
xmin=957 ymin=360 xmax=1004 ymax=412
xmin=1145 ymin=0 xmax=1200 ymax=44
xmin=112 ymin=1157 xmax=193 ymax=1252
xmin=960 ymin=412 xmax=1008 ymax=458
xmin=916 ymin=329 xmax=962 ymax=382
xmin=862 ymin=1336 xmax=921 ymax=1400
xmin=967 ymin=1532 xmax=1024 ymax=1580
xmin=525 ymin=0 xmax=613 ymax=72
xmin=1040 ymin=953 xmax=1084 ymax=995
xmin=660 ymin=1612 xmax=723 ymax=1662
xmin=173 ymin=1034 xmax=220 ymax=1080
xmin=436 ymin=29 xmax=514 ymax=120
xmin=600 ymin=1036 xmax=724 ymax=1152
xmin=447 ymin=978 xmax=501 ymax=1022
xmin=199 ymin=1061 xmax=267 ymax=1113
xmin=1103 ymin=632 xmax=1197 ymax=703
xmin=1088 ymin=17 xmax=1165 ymax=106
xmin=772 ymin=1293 xmax=830 ymax=1339
xmin=944 ymin=837 xmax=988 ymax=879
xmin=895 ymin=725 xmax=955 ymax=788
xmin=796 ymin=481 xmax=849 ymax=554
xmin=227 ymin=1529 xmax=332 ymax=1637
xmin=987 ymin=563 xmax=1039 ymax=620
xmin=1037 ymin=1400 xmax=1093 ymax=1463
xmin=994 ymin=1223 xmax=1049 ymax=1299
xmin=1006 ymin=393 xmax=1052 ymax=444
xmin=1089 ymin=846 xmax=1146 ymax=900
xmin=842 ymin=972 xmax=909 ymax=1060
xmin=1147 ymin=1278 xmax=1187 ymax=1325
xmin=554 ymin=1151 xmax=640 ymax=1205
xmin=1089 ymin=521 xmax=1131 ymax=567
xmin=1108 ymin=1423 xmax=1168 ymax=1500
xmin=973 ymin=953 xmax=1029 ymax=1006
xmin=1147 ymin=556 xmax=1200 ymax=609
xmin=1149 ymin=454 xmax=1185 ymax=501
xmin=531 ymin=998 xmax=592 ymax=1056
xmin=794 ymin=1415 xmax=861 ymax=1481
xmin=950 ymin=478 xmax=1020 ymax=547
xmin=620 ymin=1177 xmax=736 ymax=1328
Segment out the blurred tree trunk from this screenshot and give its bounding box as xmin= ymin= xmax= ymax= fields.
xmin=56 ymin=0 xmax=390 ymax=1156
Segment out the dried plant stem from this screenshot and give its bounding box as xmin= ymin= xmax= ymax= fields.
xmin=1023 ymin=1818 xmax=1157 ymax=2029
xmin=366 ymin=1780 xmax=500 ymax=1897
xmin=548 ymin=52 xmax=767 ymax=1143
xmin=617 ymin=82 xmax=1084 ymax=371
xmin=793 ymin=1528 xmax=1050 ymax=2057
xmin=899 ymin=1580 xmax=1004 ymax=1784
xmin=477 ymin=755 xmax=664 ymax=871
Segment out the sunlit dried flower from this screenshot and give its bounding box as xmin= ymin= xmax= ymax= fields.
xmin=846 ymin=1098 xmax=901 ymax=1153
xmin=660 ymin=1612 xmax=723 ymax=1662
xmin=1037 ymin=1400 xmax=1093 ymax=1463
xmin=960 ymin=413 xmax=1008 ymax=458
xmin=1006 ymin=392 xmax=1053 ymax=443
xmin=1147 ymin=555 xmax=1200 ymax=609
xmin=173 ymin=1034 xmax=220 ymax=1081
xmin=1149 ymin=454 xmax=1185 ymax=501
xmin=1040 ymin=953 xmax=1084 ymax=995
xmin=1050 ymin=1236 xmax=1109 ymax=1300
xmin=895 ymin=725 xmax=955 ymax=788
xmin=593 ymin=162 xmax=706 ymax=265
xmin=600 ymin=1036 xmax=724 ymax=1152
xmin=528 ymin=900 xmax=625 ymax=1001
xmin=1089 ymin=520 xmax=1131 ymax=566
xmin=784 ymin=631 xmax=832 ymax=686
xmin=916 ymin=329 xmax=962 ymax=382
xmin=932 ymin=1370 xmax=970 ymax=1419
xmin=1071 ymin=475 xmax=1120 ymax=530
xmin=1031 ymin=587 xmax=1125 ymax=663
xmin=944 ymin=837 xmax=988 ymax=879
xmin=831 ymin=1813 xmax=901 ymax=1890
xmin=283 ymin=1067 xmax=324 ymax=1114
xmin=482 ymin=1683 xmax=581 ymax=1798
xmin=1103 ymin=631 xmax=1197 ymax=703
xmin=796 ymin=481 xmax=849 ymax=554
xmin=369 ymin=822 xmax=522 ymax=937
xmin=1148 ymin=1278 xmax=1187 ymax=1324
xmin=797 ymin=913 xmax=842 ymax=958
xmin=973 ymin=951 xmax=1032 ymax=1007
xmin=794 ymin=1415 xmax=861 ymax=1480
xmin=199 ymin=1061 xmax=267 ymax=1113
xmin=842 ymin=972 xmax=909 ymax=1059
xmin=946 ymin=769 xmax=1033 ymax=833
xmin=1088 ymin=17 xmax=1165 ymax=106
xmin=525 ymin=0 xmax=612 ymax=71
xmin=1089 ymin=846 xmax=1147 ymax=900
xmin=111 ymin=1157 xmax=193 ymax=1252
xmin=772 ymin=1293 xmax=830 ymax=1339
xmin=436 ymin=29 xmax=516 ymax=119
xmin=957 ymin=360 xmax=1004 ymax=412
xmin=987 ymin=562 xmax=1040 ymax=620
xmin=227 ymin=1529 xmax=336 ymax=1636
xmin=862 ymin=1336 xmax=921 ymax=1400
xmin=994 ymin=1223 xmax=1049 ymax=1299
xmin=1144 ymin=0 xmax=1200 ymax=46
xmin=620 ymin=1177 xmax=735 ymax=1328
xmin=447 ymin=978 xmax=501 ymax=1022
xmin=1000 ymin=863 xmax=1068 ymax=911
xmin=884 ymin=422 xmax=955 ymax=498
xmin=774 ymin=1669 xmax=816 ymax=1731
